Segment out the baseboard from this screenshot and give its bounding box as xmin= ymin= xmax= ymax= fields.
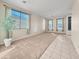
xmin=0 ymin=32 xmax=44 ymax=46
xmin=12 ymin=32 xmax=44 ymax=42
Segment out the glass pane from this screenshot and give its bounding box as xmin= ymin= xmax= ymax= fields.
xmin=11 ymin=10 xmax=20 ymax=18
xmin=11 ymin=9 xmax=20 ymax=29
xmin=21 ymin=13 xmax=29 ymax=29
xmin=57 ymin=19 xmax=63 ymax=32
xmin=49 ymin=20 xmax=53 ymax=31
xmin=68 ymin=17 xmax=71 ymax=31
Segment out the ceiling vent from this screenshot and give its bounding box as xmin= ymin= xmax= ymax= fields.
xmin=22 ymin=0 xmax=28 ymax=4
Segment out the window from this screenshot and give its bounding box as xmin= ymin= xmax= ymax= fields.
xmin=68 ymin=16 xmax=71 ymax=31
xmin=57 ymin=18 xmax=63 ymax=32
xmin=48 ymin=20 xmax=53 ymax=31
xmin=11 ymin=9 xmax=30 ymax=29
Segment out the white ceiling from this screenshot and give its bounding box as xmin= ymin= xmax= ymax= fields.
xmin=1 ymin=0 xmax=73 ymax=19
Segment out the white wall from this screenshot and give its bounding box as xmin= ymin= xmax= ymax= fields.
xmin=45 ymin=19 xmax=49 ymax=32
xmin=72 ymin=0 xmax=79 ymax=54
xmin=30 ymin=14 xmax=44 ymax=33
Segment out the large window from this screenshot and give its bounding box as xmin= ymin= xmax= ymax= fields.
xmin=48 ymin=20 xmax=53 ymax=31
xmin=11 ymin=9 xmax=30 ymax=29
xmin=68 ymin=16 xmax=71 ymax=31
xmin=57 ymin=18 xmax=63 ymax=32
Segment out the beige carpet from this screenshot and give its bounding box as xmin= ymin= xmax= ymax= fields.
xmin=40 ymin=35 xmax=79 ymax=59
xmin=0 ymin=33 xmax=79 ymax=59
xmin=0 ymin=33 xmax=57 ymax=59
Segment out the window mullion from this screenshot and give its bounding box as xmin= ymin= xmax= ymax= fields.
xmin=20 ymin=12 xmax=21 ymax=29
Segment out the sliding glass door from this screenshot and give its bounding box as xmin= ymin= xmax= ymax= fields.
xmin=57 ymin=18 xmax=63 ymax=32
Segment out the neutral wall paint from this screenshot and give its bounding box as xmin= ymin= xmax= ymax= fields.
xmin=45 ymin=19 xmax=49 ymax=32
xmin=72 ymin=0 xmax=79 ymax=54
xmin=30 ymin=14 xmax=44 ymax=33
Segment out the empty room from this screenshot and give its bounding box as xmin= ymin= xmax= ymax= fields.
xmin=0 ymin=0 xmax=79 ymax=59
